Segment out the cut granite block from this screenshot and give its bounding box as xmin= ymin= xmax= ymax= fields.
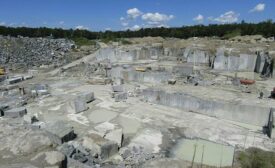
xmin=45 ymin=121 xmax=76 ymax=145
xmin=67 ymin=98 xmax=88 ymax=114
xmin=4 ymin=107 xmax=27 ymax=118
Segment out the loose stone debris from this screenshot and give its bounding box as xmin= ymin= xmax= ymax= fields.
xmin=1 ymin=36 xmax=275 ymax=167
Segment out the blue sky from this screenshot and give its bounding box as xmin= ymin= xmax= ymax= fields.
xmin=0 ymin=0 xmax=274 ymax=31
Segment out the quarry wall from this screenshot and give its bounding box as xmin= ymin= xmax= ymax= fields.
xmin=142 ymin=88 xmax=272 ymax=128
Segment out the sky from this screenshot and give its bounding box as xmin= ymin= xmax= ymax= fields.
xmin=0 ymin=0 xmax=274 ymax=31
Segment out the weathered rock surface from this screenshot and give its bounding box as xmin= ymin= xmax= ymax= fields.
xmin=81 ymin=133 xmax=119 ymax=160
xmin=31 ymin=151 xmax=67 ymax=168
xmin=0 ymin=120 xmax=57 ymax=166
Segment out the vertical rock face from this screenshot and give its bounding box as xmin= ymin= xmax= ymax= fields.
xmin=142 ymin=88 xmax=272 ymax=127
xmin=238 ymin=54 xmax=257 ymax=71
xmin=185 ymin=48 xmax=210 ymax=64
xmin=0 ymin=36 xmax=75 ymax=69
xmin=96 ymin=45 xmax=164 ymax=63
xmin=213 ymin=47 xmax=273 ymax=76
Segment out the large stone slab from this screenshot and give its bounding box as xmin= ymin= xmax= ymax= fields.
xmin=45 ymin=121 xmax=76 ymax=145
xmin=77 ymin=92 xmax=95 ymax=103
xmin=112 ymin=85 xmax=124 ymax=92
xmin=5 ymin=76 xmax=23 ymax=84
xmin=114 ymin=92 xmax=127 ymax=102
xmin=67 ymin=98 xmax=88 ymax=114
xmin=82 ymin=133 xmax=118 ymax=160
xmin=4 ymin=107 xmax=27 ymax=118
xmin=105 ymin=128 xmax=123 ymax=147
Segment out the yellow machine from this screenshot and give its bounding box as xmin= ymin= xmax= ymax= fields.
xmin=135 ymin=67 xmax=147 ymax=72
xmin=0 ymin=67 xmax=5 ymax=75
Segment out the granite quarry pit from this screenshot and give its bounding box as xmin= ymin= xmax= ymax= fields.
xmin=0 ymin=36 xmax=275 ymax=167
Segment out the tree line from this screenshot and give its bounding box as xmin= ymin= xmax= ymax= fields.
xmin=0 ymin=20 xmax=274 ymax=40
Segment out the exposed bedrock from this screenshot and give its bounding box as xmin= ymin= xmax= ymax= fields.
xmin=142 ymin=88 xmax=272 ymax=129
xmin=95 ymin=45 xmax=273 ymax=78
xmin=214 ymin=47 xmax=273 ymax=77
xmin=96 ymin=46 xmax=163 ymax=62
xmin=109 ymin=67 xmax=173 ymax=84
xmin=184 ymin=47 xmax=212 ymax=64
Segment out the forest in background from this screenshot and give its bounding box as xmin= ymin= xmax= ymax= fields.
xmin=0 ymin=20 xmax=274 ymax=42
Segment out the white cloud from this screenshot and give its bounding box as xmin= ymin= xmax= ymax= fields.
xmin=130 ymin=25 xmax=141 ymax=31
xmin=193 ymin=14 xmax=204 ymax=23
xmin=120 ymin=17 xmax=129 ymax=27
xmin=142 ymin=13 xmax=174 ymax=23
xmin=250 ymin=3 xmax=265 ymax=12
xmin=127 ymin=8 xmax=143 ymax=19
xmin=0 ymin=22 xmax=6 ymax=26
xmin=212 ymin=11 xmax=239 ymax=24
xmin=75 ymin=25 xmax=89 ymax=30
xmin=120 ymin=9 xmax=174 ymax=29
xmin=121 ymin=22 xmax=128 ymax=27
xmin=59 ymin=21 xmax=65 ymax=25
xmin=156 ymin=24 xmax=169 ymax=28
xmin=142 ymin=12 xmax=174 ymax=26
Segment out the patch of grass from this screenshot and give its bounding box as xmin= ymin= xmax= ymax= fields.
xmin=101 ymin=37 xmax=115 ymax=44
xmin=237 ymin=148 xmax=275 ymax=168
xmin=121 ymin=39 xmax=132 ymax=45
xmin=222 ymin=29 xmax=241 ymax=39
xmin=72 ymin=37 xmax=96 ymax=46
xmin=101 ymin=38 xmax=132 ymax=45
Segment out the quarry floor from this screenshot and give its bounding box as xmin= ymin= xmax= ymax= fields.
xmin=23 ymin=74 xmax=275 ymax=155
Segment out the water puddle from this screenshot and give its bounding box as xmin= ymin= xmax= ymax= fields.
xmin=171 ymin=138 xmax=234 ymax=167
